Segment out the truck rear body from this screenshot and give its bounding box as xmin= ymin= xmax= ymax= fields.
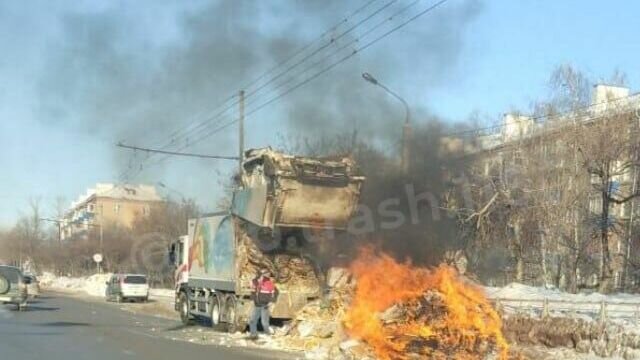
xmin=181 ymin=213 xmax=320 ymax=319
xmin=232 ymin=148 xmax=364 ymax=230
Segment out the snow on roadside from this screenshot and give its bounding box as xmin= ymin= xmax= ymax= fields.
xmin=484 ymin=282 xmax=640 ymax=334
xmin=149 ymin=288 xmax=175 ymax=299
xmin=484 ymin=282 xmax=640 ymax=303
xmin=39 ymin=272 xmax=99 ymax=294
xmin=39 ymin=272 xmax=173 ymax=299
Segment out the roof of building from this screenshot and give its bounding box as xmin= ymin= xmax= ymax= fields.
xmin=69 ymin=183 xmax=163 ymax=211
xmin=474 ymin=85 xmax=640 ymax=153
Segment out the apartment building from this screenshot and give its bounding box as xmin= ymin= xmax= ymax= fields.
xmin=61 ymin=183 xmax=164 ymax=240
xmin=470 ymin=84 xmax=640 ymax=289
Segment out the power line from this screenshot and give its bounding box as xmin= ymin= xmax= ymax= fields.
xmin=116 ymin=142 xmax=239 ymax=160
xmin=243 ymin=0 xmax=399 ymax=101
xmin=145 ymin=0 xmax=384 ymax=159
xmin=124 ymin=0 xmax=452 ymax=179
xmin=256 ymin=0 xmax=427 ymax=107
xmin=237 ymin=0 xmax=381 ymax=92
xmin=147 ymin=93 xmax=238 ymax=149
xmin=182 ymin=0 xmax=452 ymax=151
xmin=121 ymin=0 xmax=402 ymax=180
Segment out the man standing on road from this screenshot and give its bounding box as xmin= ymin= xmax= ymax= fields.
xmin=248 ymin=268 xmax=278 ymax=340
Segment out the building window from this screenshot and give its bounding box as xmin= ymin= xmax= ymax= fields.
xmin=589 ymin=196 xmax=602 ymax=214
xmin=142 ymin=205 xmax=149 ymax=216
xmin=617 ymin=239 xmax=623 ymax=254
xmin=87 ymin=204 xmax=95 ymax=213
xmin=114 ymin=203 xmax=121 ymax=214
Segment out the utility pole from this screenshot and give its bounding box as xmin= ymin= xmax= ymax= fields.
xmin=239 ymin=90 xmax=245 ymax=174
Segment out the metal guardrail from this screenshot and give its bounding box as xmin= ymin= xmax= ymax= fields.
xmin=491 ymin=297 xmax=640 ymax=323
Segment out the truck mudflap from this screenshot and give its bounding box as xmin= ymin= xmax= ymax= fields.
xmin=271 ymin=291 xmax=317 ymax=319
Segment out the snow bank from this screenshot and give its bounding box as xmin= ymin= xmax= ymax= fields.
xmin=40 ymin=272 xmax=88 ymax=292
xmin=40 ymin=272 xmax=174 ymax=300
xmin=84 ymin=273 xmax=112 ymax=297
xmin=484 ymin=282 xmax=640 ymax=334
xmin=40 ymin=272 xmax=111 ymax=297
xmin=484 ymin=282 xmax=639 ymax=304
xmin=150 ymin=288 xmax=175 ymax=299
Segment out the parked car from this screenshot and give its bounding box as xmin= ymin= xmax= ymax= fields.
xmin=105 ymin=274 xmax=149 ymax=303
xmin=0 ymin=265 xmax=29 ymax=311
xmin=23 ymin=274 xmax=40 ymax=298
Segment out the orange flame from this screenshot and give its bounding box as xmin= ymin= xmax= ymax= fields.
xmin=343 ymin=247 xmax=508 ymax=360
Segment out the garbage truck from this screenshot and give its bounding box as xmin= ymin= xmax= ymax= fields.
xmin=170 ymin=148 xmax=364 ymax=331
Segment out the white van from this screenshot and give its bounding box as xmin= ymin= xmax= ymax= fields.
xmin=105 ymin=274 xmax=149 ymax=302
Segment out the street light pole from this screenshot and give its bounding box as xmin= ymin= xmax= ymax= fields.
xmin=362 ymin=72 xmax=412 ymax=173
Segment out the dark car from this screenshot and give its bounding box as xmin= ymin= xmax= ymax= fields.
xmin=0 ymin=265 xmax=29 ymax=311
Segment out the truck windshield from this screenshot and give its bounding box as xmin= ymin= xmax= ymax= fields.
xmin=124 ymin=276 xmax=147 ymax=284
xmin=0 ymin=266 xmax=21 ymax=283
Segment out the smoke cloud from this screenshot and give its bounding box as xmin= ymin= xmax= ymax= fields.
xmin=36 ymin=0 xmax=482 ymax=260
xmin=38 ymin=0 xmax=481 ymax=166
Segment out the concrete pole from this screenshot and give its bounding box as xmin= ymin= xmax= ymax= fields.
xmin=99 ymin=225 xmax=103 ymax=274
xmin=239 ymin=90 xmax=245 ymax=175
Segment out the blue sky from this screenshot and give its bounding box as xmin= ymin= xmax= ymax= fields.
xmin=1 ymin=0 xmax=638 ymax=228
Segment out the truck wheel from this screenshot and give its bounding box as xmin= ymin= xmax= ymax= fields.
xmin=178 ymin=292 xmax=191 ymax=325
xmin=225 ymin=295 xmax=242 ymax=333
xmin=209 ymin=293 xmax=222 ymax=329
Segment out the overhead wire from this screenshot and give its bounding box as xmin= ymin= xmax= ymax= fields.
xmin=140 ymin=0 xmax=383 ymax=157
xmin=168 ymin=0 xmax=452 ymax=156
xmin=121 ymin=0 xmax=386 ymax=180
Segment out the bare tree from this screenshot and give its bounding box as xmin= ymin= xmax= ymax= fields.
xmin=575 ymin=109 xmax=640 ymax=292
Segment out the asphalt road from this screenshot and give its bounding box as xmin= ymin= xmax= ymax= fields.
xmin=0 ymin=293 xmax=296 ymax=360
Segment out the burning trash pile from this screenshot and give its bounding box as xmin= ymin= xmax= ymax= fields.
xmin=277 ymin=247 xmax=510 ymax=360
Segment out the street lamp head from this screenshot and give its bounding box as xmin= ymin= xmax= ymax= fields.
xmin=362 ymin=72 xmax=378 ymax=85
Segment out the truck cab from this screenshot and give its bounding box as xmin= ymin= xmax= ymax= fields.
xmin=170 ymin=234 xmax=190 ymax=291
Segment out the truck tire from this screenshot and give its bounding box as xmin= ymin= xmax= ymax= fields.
xmin=224 ymin=295 xmax=242 ymax=333
xmin=0 ymin=275 xmax=9 ymax=295
xmin=178 ymin=292 xmax=192 ymax=325
xmin=209 ymin=293 xmax=223 ymax=329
